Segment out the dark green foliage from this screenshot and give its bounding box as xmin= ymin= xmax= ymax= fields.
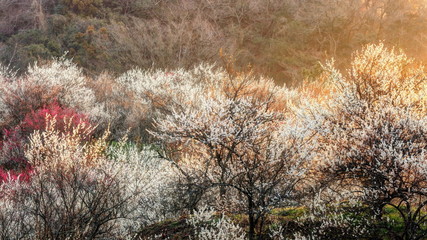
xmin=0 ymin=29 xmax=62 ymax=71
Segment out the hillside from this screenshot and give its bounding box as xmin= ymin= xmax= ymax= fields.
xmin=2 ymin=0 xmax=427 ymax=84
xmin=0 ymin=1 xmax=427 ymax=240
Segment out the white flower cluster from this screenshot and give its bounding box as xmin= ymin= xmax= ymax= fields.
xmin=187 ymin=206 xmax=246 ymax=240
xmin=106 ymin=140 xmax=180 ymax=232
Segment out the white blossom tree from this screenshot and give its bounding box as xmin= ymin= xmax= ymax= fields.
xmin=151 ymin=73 xmax=313 ymax=239
xmin=312 ymin=43 xmax=427 ymax=239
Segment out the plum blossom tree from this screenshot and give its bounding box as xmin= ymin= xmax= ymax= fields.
xmin=117 ymin=62 xmax=295 ymax=140
xmin=313 ymin=43 xmax=427 ymax=238
xmin=151 ymin=73 xmax=313 ymax=239
xmin=0 ymin=57 xmax=106 ymax=129
xmin=0 ymin=114 xmax=179 ymax=239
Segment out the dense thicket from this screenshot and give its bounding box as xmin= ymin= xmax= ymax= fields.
xmin=1 ymin=0 xmax=427 ymax=84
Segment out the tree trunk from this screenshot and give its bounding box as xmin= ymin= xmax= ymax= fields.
xmin=32 ymin=0 xmax=47 ymax=31
xmin=248 ymin=213 xmax=256 ymax=240
xmin=248 ymin=196 xmax=257 ymax=240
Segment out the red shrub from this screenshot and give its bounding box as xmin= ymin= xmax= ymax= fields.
xmin=0 ymin=103 xmax=92 ymax=176
xmin=20 ymin=101 xmax=91 ymax=137
xmin=0 ymin=165 xmax=33 ymax=183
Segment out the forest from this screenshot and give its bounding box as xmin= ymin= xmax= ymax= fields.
xmin=0 ymin=0 xmax=427 ymax=239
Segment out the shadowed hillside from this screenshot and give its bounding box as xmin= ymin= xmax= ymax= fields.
xmin=1 ymin=0 xmax=427 ymax=85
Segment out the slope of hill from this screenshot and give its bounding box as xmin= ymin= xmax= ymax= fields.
xmin=2 ymin=0 xmax=427 ymax=85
